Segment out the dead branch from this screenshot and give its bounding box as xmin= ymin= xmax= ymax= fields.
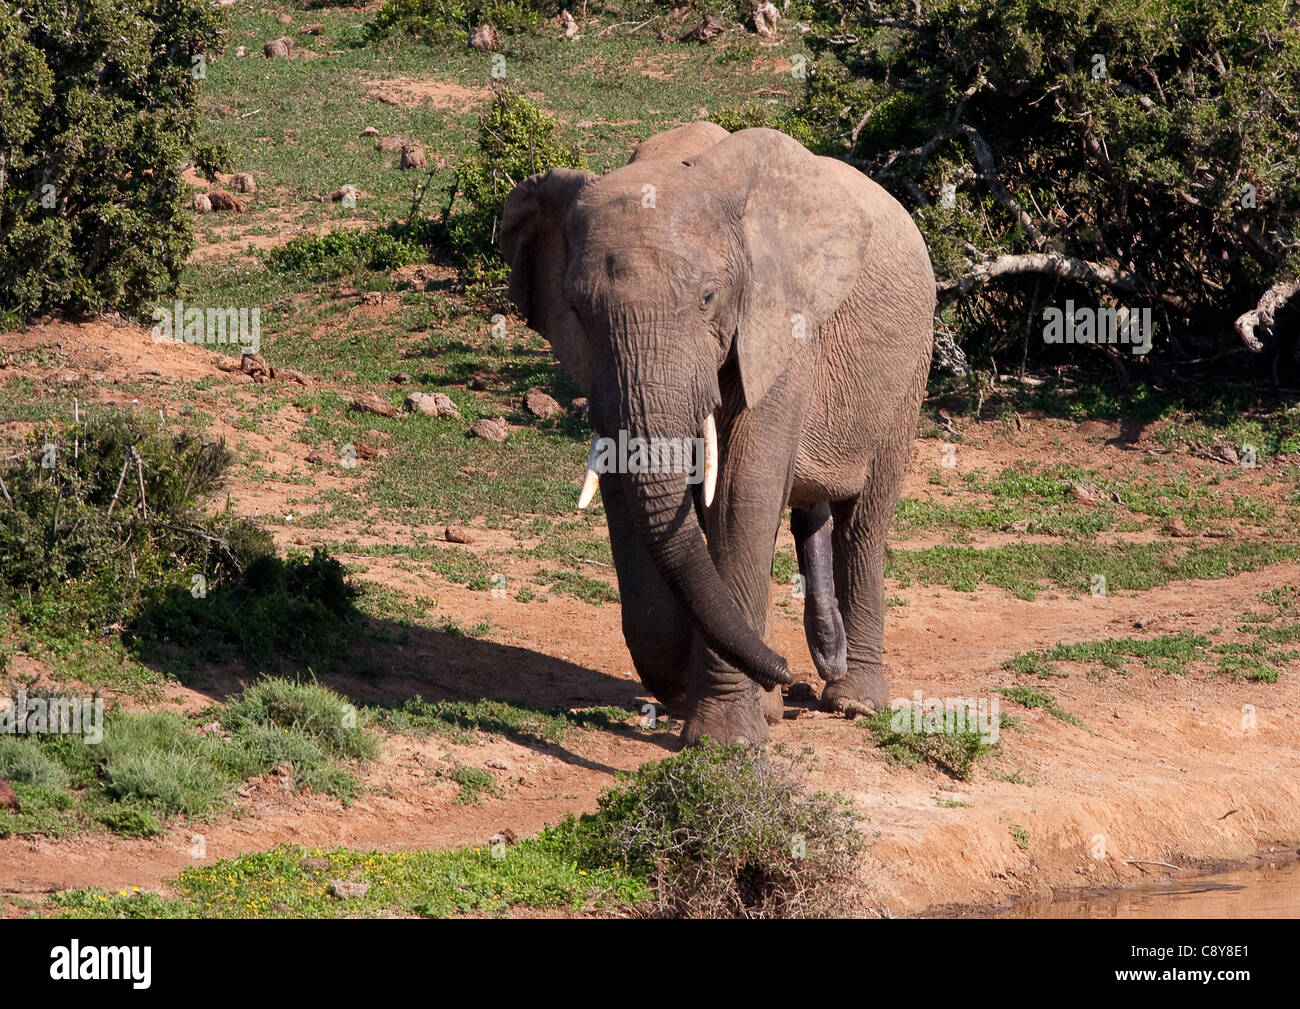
xmin=1234 ymin=277 xmax=1299 ymax=352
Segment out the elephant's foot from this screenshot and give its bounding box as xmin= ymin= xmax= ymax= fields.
xmin=682 ymin=685 xmax=770 ymax=746
xmin=820 ymin=662 xmax=891 ymax=718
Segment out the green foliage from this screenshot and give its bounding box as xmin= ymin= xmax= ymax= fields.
xmin=442 ymin=89 xmax=585 ymax=279
xmin=0 ymin=411 xmax=263 ymax=633
xmin=268 ymin=226 xmax=426 ymax=281
xmin=223 ymin=678 xmax=380 ymax=763
xmin=795 ymin=0 xmax=1300 ymax=373
xmin=368 ymin=0 xmax=559 ymax=45
xmin=996 ymin=686 xmax=1085 ymax=728
xmin=0 ymin=0 xmax=227 ymax=318
xmin=542 ymin=743 xmax=862 ymax=918
xmin=859 ymin=706 xmax=993 ymax=780
xmin=0 ymin=736 xmax=69 ymax=789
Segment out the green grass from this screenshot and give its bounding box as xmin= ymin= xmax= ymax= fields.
xmin=1003 ymin=633 xmax=1211 ymax=678
xmin=886 ymin=541 xmax=1300 ymax=600
xmin=995 ymin=687 xmax=1085 ymax=728
xmin=858 ymin=707 xmax=995 ymax=781
xmin=50 ymin=842 xmax=649 ymax=919
xmin=367 ymin=696 xmax=634 ymax=745
xmin=0 ymin=680 xmax=380 ymax=840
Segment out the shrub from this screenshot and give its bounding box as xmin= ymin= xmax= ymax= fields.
xmin=0 ymin=736 xmax=69 ymax=789
xmin=778 ymin=1 xmax=1300 ymax=378
xmin=0 ymin=411 xmax=264 ymax=633
xmin=542 ymin=743 xmax=863 ymax=918
xmin=0 ymin=1 xmax=227 ymax=319
xmin=223 ymin=678 xmax=380 ymax=763
xmin=368 ymin=0 xmax=560 ymax=46
xmin=441 ymin=89 xmax=585 ymax=282
xmin=268 ymin=226 xmax=426 ymax=280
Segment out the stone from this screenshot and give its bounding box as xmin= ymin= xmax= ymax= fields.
xmin=230 ymin=172 xmax=255 ymax=194
xmin=523 ymin=387 xmax=561 ymax=420
xmin=352 ymin=391 xmax=397 ymax=418
xmin=263 ymin=36 xmax=293 ymax=59
xmin=445 ymin=526 xmax=475 ymax=544
xmin=470 ymin=417 xmax=509 ymax=442
xmin=329 ymin=879 xmax=370 ymax=899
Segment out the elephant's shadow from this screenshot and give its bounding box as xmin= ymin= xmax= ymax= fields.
xmin=135 ymin=609 xmax=679 ymax=775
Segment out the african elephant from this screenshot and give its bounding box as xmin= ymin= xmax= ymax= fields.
xmin=500 ymin=123 xmax=934 ymax=745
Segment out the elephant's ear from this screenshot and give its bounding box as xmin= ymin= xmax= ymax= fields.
xmin=499 ymin=167 xmax=597 ymax=391
xmin=725 ymin=130 xmax=872 ymax=408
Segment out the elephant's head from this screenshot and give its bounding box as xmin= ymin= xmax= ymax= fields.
xmin=500 ymin=127 xmax=871 ymax=691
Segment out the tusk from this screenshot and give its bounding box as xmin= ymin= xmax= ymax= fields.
xmin=577 ymin=434 xmax=601 ymax=510
xmin=702 ymin=413 xmax=718 ymax=508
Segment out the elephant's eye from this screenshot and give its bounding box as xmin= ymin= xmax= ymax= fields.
xmin=698 ymin=290 xmax=716 ymax=312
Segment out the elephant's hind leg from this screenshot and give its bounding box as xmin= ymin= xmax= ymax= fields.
xmin=791 ymin=503 xmax=848 ymax=683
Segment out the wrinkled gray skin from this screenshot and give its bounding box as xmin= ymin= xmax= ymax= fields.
xmin=501 ymin=124 xmax=934 ymax=745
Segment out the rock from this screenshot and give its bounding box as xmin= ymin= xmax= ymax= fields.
xmin=681 ymin=14 xmax=724 ymax=43
xmin=444 ymin=526 xmax=475 ymax=544
xmin=234 ymin=45 xmax=246 ymax=58
xmin=240 ymin=352 xmax=272 ymax=380
xmin=469 ymin=23 xmax=500 ymax=51
xmin=277 ymin=12 xmax=292 ymax=25
xmin=390 ymin=372 xmax=411 ymax=384
xmin=330 ymin=185 xmax=359 ymax=204
xmin=399 ymin=142 xmax=427 ymax=170
xmin=0 ymin=780 xmax=19 ymax=812
xmin=1212 ymin=441 xmax=1239 ymax=465
xmin=263 ymin=36 xmax=293 ymax=59
xmin=192 ymin=193 xmax=212 ymax=213
xmin=568 ymin=397 xmax=589 ymax=420
xmin=404 ymin=392 xmax=461 ymax=418
xmin=486 ymin=758 xmax=511 ymax=770
xmin=360 ymin=291 xmax=386 ymax=306
xmin=298 ymin=24 xmax=324 ymax=35
xmin=468 ymin=376 xmax=488 ymax=391
xmin=351 ymin=441 xmax=380 ymax=460
xmin=523 ymin=387 xmax=561 ymax=420
xmin=306 ymin=447 xmax=335 ymax=465
xmin=299 ymin=857 xmax=331 ymax=872
xmin=787 ymin=681 xmax=815 ymax=703
xmin=360 ymin=126 xmax=379 ymax=137
xmin=752 ymin=1 xmax=779 ymax=38
xmin=328 ymin=879 xmax=370 ymax=899
xmin=560 ymin=9 xmax=578 ymax=38
xmin=375 ymin=135 xmax=410 ymax=153
xmin=470 ymin=417 xmax=509 ymax=442
xmin=271 ymin=761 xmax=294 ymax=791
xmin=1005 ymin=518 xmax=1033 ymax=533
xmin=351 ymin=391 xmax=397 ymax=418
xmin=206 ymin=189 xmax=247 ymax=213
xmin=1163 ymin=518 xmax=1194 ymax=538
xmin=276 ymin=368 xmax=311 ymax=386
xmin=230 ymin=172 xmax=256 ymax=194
xmin=490 ymin=827 xmax=518 ymax=846
xmin=1069 ymin=481 xmax=1105 ymax=506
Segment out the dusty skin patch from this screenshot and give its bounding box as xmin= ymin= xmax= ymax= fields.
xmin=1 ymin=325 xmax=1299 ymax=915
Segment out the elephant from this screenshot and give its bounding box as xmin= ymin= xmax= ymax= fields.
xmin=500 ymin=123 xmax=935 ymax=745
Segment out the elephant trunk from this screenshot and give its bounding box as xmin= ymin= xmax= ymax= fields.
xmin=622 ymin=462 xmax=790 ymax=690
xmin=597 ymin=328 xmax=790 ymax=690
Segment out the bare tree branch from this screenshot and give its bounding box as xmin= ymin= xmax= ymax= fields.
xmin=1235 ymin=277 xmax=1300 ymax=352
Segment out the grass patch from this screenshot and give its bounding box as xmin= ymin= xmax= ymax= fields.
xmin=858 ymin=707 xmax=994 ymax=781
xmin=995 ymin=687 xmax=1085 ymax=728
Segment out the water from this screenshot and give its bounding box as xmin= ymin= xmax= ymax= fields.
xmin=999 ymin=858 xmax=1300 ymax=918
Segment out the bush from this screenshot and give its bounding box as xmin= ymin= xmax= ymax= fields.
xmin=368 ymin=0 xmax=560 ymax=45
xmin=780 ymin=1 xmax=1300 ymax=378
xmin=0 ymin=1 xmax=227 ymax=319
xmin=542 ymin=743 xmax=863 ymax=918
xmin=223 ymin=678 xmax=380 ymax=763
xmin=268 ymin=226 xmax=426 ymax=280
xmin=441 ymin=89 xmax=586 ymax=282
xmin=0 ymin=736 xmax=69 ymax=789
xmin=0 ymin=411 xmax=264 ymax=633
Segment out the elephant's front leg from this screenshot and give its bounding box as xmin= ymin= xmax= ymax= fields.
xmin=681 ymin=405 xmax=800 ymax=746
